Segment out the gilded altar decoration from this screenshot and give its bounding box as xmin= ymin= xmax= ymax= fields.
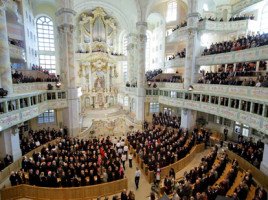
xmin=75 ymin=7 xmax=120 ymax=110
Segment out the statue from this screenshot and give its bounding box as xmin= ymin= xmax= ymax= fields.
xmin=94 ymin=76 xmax=105 ymax=89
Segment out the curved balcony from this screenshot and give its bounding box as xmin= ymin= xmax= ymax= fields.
xmin=198 ymin=19 xmax=258 ymax=32
xmin=124 ymin=87 xmax=137 ymax=96
xmin=192 ymin=84 xmax=268 ymax=101
xmin=156 ymin=82 xmax=184 ymax=90
xmin=158 ymin=96 xmax=267 ymax=135
xmin=0 ymin=90 xmax=68 ymax=131
xmin=232 ymin=0 xmax=263 ymax=14
xmin=12 ymin=82 xmax=65 ymax=93
xmin=165 ymin=57 xmax=185 ymax=69
xmin=145 ymin=85 xmax=268 ymax=135
xmin=110 ymin=54 xmax=127 ymax=61
xmin=196 ymin=45 xmax=268 ymax=66
xmin=9 ymin=44 xmax=25 ymax=61
xmin=166 ymin=26 xmax=188 ymax=43
xmin=5 ymin=0 xmax=23 ymax=24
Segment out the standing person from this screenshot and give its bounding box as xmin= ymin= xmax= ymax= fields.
xmin=121 ymin=189 xmax=128 ymax=200
xmin=135 ymin=167 xmax=141 ymax=190
xmin=224 ymin=127 xmax=228 ymax=141
xmin=122 ymin=153 xmax=126 ymax=170
xmin=155 ymin=164 xmax=161 ymax=186
xmin=129 ymin=152 xmax=133 ymax=168
xmin=123 ymin=144 xmax=129 ymax=159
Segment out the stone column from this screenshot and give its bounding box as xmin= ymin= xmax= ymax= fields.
xmin=0 ymin=1 xmax=13 ymax=93
xmin=127 ymin=33 xmax=137 ymax=84
xmin=181 ymin=0 xmax=199 ymax=129
xmin=184 ymin=0 xmax=200 ymax=89
xmin=180 ymin=108 xmax=197 ymax=130
xmin=135 ymin=22 xmax=147 ymax=123
xmin=0 ymin=127 xmax=22 ymax=161
xmin=56 ymin=0 xmax=81 ymax=137
xmin=260 ymin=144 xmax=268 ymax=176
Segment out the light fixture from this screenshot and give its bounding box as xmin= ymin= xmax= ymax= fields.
xmin=56 ymin=82 xmax=62 ymax=89
xmin=188 ymin=85 xmax=194 ymax=91
xmin=147 ymin=81 xmax=151 ymax=87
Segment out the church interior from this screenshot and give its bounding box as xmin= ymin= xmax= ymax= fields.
xmin=0 ymin=0 xmax=268 ymax=199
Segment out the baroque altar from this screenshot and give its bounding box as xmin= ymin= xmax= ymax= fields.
xmin=75 ymin=7 xmax=119 ymax=111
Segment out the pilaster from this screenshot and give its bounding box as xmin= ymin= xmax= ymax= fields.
xmin=0 ymin=1 xmax=13 ymax=93
xmin=260 ymin=144 xmax=268 ymax=176
xmin=127 ymin=33 xmax=137 ymax=84
xmin=0 ymin=126 xmax=22 ymax=161
xmin=56 ymin=1 xmax=81 ymax=137
xmin=181 ymin=108 xmax=197 ymax=131
xmin=135 ymin=22 xmax=147 ymax=123
xmin=184 ymin=0 xmax=200 ymax=89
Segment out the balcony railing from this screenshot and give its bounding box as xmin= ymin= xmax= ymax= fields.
xmin=0 ymin=90 xmax=68 ymax=131
xmin=192 ymin=84 xmax=268 ymax=100
xmin=196 ymin=45 xmax=268 ymax=65
xmin=9 ymin=44 xmax=25 ymax=60
xmin=198 ymin=19 xmax=258 ymax=32
xmin=232 ymin=0 xmax=263 ymax=14
xmin=5 ymin=0 xmax=23 ymax=24
xmin=145 ymin=85 xmax=268 ymax=135
xmin=157 ymin=96 xmax=267 ymax=135
xmin=166 ymin=26 xmax=188 ymax=43
xmin=165 ymin=57 xmax=185 ymax=69
xmin=13 ymin=82 xmax=60 ymax=93
xmin=154 ymin=82 xmax=184 ymax=90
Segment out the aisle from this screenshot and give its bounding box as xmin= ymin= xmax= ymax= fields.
xmin=175 ymin=148 xmax=211 ymax=179
xmin=124 ymin=160 xmax=152 ymax=200
xmin=93 ymin=148 xmax=213 ymax=200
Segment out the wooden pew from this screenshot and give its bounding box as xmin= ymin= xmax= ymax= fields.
xmin=0 ymin=178 xmax=128 ymax=200
xmin=0 ymin=138 xmax=61 ymax=186
xmin=226 ymin=150 xmax=268 ymax=190
xmin=226 ymin=171 xmax=244 ymax=196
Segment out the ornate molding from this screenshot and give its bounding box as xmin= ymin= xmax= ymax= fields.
xmin=56 ymin=8 xmax=76 ymax=16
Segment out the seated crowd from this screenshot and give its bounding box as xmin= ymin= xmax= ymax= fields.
xmin=9 ymin=136 xmax=126 ymax=187
xmin=19 ymin=128 xmax=66 ymax=155
xmin=8 ymin=38 xmax=25 ymax=48
xmin=168 ymin=49 xmax=186 ymax=60
xmin=199 ymin=15 xmax=254 ymax=22
xmin=198 ymin=61 xmax=268 ymax=87
xmin=12 ymin=70 xmax=59 ymax=84
xmin=111 ymin=52 xmax=124 ymax=56
xmin=0 ymin=155 xmax=13 ymax=171
xmin=202 ymin=32 xmax=268 ymax=56
xmin=228 ymin=135 xmax=264 ymax=169
xmin=171 ymin=21 xmax=187 ymax=32
xmin=146 ymin=69 xmax=163 ymax=81
xmin=127 ymin=113 xmax=209 ymax=171
xmin=149 ymin=72 xmax=182 ymax=83
xmin=162 ymin=147 xmax=262 ymax=200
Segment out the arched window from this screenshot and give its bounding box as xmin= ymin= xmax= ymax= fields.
xmin=123 ymin=96 xmax=129 ymax=107
xmin=166 ymin=0 xmax=177 ymax=22
xmin=36 ymin=16 xmax=56 ymax=74
xmin=261 ymin=5 xmax=268 ymax=33
xmin=123 ymin=34 xmax=128 ymax=55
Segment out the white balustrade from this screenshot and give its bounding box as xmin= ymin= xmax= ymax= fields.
xmin=197 ymin=45 xmax=268 ymax=65
xmin=9 ymin=44 xmax=25 ymax=60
